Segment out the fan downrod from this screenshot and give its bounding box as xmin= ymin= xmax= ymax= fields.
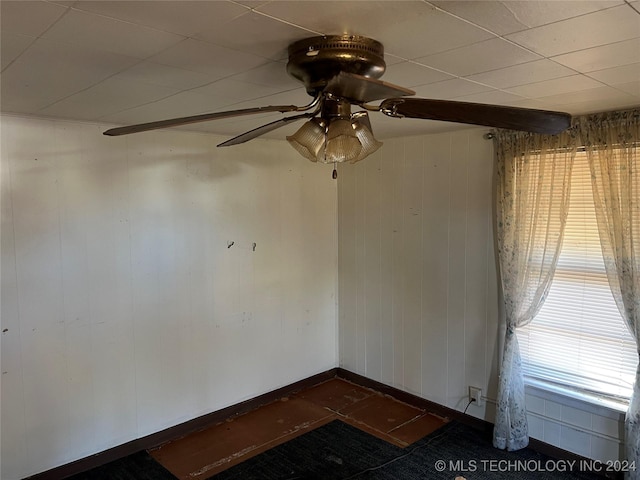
xmin=287 ymin=35 xmax=386 ymax=96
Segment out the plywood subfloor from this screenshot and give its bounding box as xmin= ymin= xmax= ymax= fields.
xmin=149 ymin=378 xmax=449 ymax=479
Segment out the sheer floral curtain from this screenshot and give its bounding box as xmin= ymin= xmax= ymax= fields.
xmin=493 ymin=129 xmax=577 ymax=451
xmin=581 ymin=109 xmax=640 ymax=477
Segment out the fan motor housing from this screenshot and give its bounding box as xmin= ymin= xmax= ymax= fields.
xmin=287 ymin=35 xmax=386 ymax=95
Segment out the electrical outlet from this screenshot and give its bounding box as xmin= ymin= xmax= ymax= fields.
xmin=469 ymin=386 xmax=484 ymax=407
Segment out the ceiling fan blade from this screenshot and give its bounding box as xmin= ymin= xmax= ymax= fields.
xmin=324 ymin=72 xmax=415 ymax=103
xmin=379 ymin=98 xmax=571 ymax=134
xmin=103 ymin=105 xmax=301 ymax=136
xmin=217 ymin=112 xmax=315 ymax=147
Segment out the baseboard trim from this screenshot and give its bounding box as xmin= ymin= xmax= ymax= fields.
xmin=25 ymin=368 xmax=338 ymax=480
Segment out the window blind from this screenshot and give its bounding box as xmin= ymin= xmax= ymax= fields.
xmin=516 ymin=151 xmax=637 ymax=401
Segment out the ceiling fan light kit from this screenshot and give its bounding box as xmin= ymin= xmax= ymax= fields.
xmin=103 ymin=34 xmax=572 ymax=174
xmin=287 ymin=95 xmax=383 ymax=164
xmin=287 ymin=116 xmax=374 ymax=165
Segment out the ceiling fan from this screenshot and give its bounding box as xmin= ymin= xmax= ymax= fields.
xmin=104 ymin=35 xmax=571 ymax=172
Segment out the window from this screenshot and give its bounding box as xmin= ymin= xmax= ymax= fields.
xmin=516 ymin=150 xmax=637 ymax=402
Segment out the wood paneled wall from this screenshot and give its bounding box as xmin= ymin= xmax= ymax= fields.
xmin=338 ymin=129 xmax=499 ymax=416
xmin=0 ymin=115 xmax=338 ymax=479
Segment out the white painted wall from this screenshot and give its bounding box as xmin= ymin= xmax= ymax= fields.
xmin=0 ymin=115 xmax=338 ymax=479
xmin=337 ymin=129 xmax=625 ymax=464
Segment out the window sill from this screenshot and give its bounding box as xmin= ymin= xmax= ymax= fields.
xmin=524 ymin=377 xmax=628 ymax=419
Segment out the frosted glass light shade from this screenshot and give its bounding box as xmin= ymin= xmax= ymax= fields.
xmin=352 ymin=120 xmax=383 ymax=163
xmin=286 ymin=119 xmax=325 ymax=162
xmin=319 ymin=119 xmax=362 ymax=164
xmin=287 ymin=115 xmax=382 ymax=165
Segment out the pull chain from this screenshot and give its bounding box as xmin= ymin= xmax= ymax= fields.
xmin=332 ymin=161 xmax=338 ymax=179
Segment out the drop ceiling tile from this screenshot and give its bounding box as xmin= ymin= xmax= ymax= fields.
xmin=383 ymin=62 xmax=454 ymax=88
xmin=538 ymin=85 xmax=637 ymax=109
xmin=189 ymin=78 xmax=289 ymax=103
xmin=454 ymin=90 xmax=528 ymax=105
xmin=0 ymin=0 xmax=68 ymax=36
xmin=149 ymin=38 xmax=267 ymax=80
xmin=551 ymin=38 xmax=640 ymax=73
xmin=254 ymin=1 xmax=494 ymax=59
xmin=507 ymin=75 xmax=605 ymax=98
xmin=415 ymin=37 xmax=541 ymax=77
xmin=560 ymin=97 xmax=640 ymax=115
xmin=116 ymin=61 xmax=214 ymax=90
xmin=38 ymin=77 xmax=179 ymax=120
xmin=430 ymin=1 xmax=528 ymax=35
xmin=221 ymin=88 xmax=312 ymax=110
xmin=4 ymin=0 xmax=637 ymax=137
xmin=383 ymin=53 xmax=405 ymax=67
xmin=349 ymin=6 xmax=497 ymax=60
xmin=234 ymin=1 xmax=271 ymax=7
xmin=587 ymin=63 xmax=640 ymax=86
xmin=501 ymin=1 xmax=624 ymax=29
xmin=1 ymin=33 xmax=36 ymax=71
xmin=72 ymin=1 xmax=249 ymax=37
xmin=99 ymin=91 xmax=224 ymax=125
xmin=433 ymin=1 xmax=624 ymax=35
xmin=252 ymin=1 xmax=392 ymax=35
xmin=613 ymin=81 xmax=640 ymax=96
xmin=373 ymin=115 xmax=469 ymax=139
xmin=507 ymin=98 xmax=558 ymax=110
xmin=194 ymin=11 xmax=314 ymax=61
xmin=412 ymin=78 xmax=492 ymax=100
xmin=0 ymin=38 xmax=140 ymax=113
xmin=41 ymin=9 xmax=186 ymax=59
xmin=229 ymin=62 xmax=300 ymax=90
xmin=0 ymin=79 xmax=47 ymax=113
xmin=465 ymin=59 xmax=576 ymax=89
xmin=37 ymin=37 xmax=142 ymax=74
xmin=506 ymin=5 xmax=640 ymax=57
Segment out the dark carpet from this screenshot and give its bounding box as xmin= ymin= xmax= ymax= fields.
xmin=64 ymin=420 xmax=608 ymax=480
xmin=209 ymin=420 xmax=605 ymax=480
xmin=65 ymin=451 xmax=176 ymax=480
